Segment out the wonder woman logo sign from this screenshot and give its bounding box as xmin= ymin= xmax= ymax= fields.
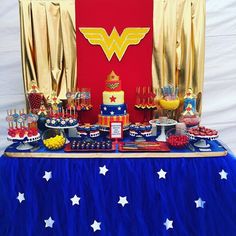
xmin=79 ymin=27 xmax=150 ymax=61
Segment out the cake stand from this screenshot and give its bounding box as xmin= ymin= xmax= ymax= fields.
xmin=45 ymin=124 xmax=78 ymax=143
xmin=188 ymin=133 xmax=219 ymax=149
xmin=8 ymin=134 xmax=41 ymax=150
xmin=149 ymin=119 xmax=177 ymax=142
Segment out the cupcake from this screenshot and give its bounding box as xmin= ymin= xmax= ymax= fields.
xmin=72 ymin=118 xmax=78 ymax=126
xmin=51 ymin=118 xmax=57 ymax=127
xmin=46 ymin=118 xmax=51 ymax=125
xmin=60 ymin=119 xmax=66 ymax=127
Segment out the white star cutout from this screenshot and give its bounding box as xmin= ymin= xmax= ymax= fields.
xmin=157 ymin=169 xmax=167 ymax=179
xmin=118 ymin=196 xmax=128 ymax=207
xmin=99 ymin=165 xmax=109 ymax=176
xmin=91 ymin=220 xmax=101 ymax=232
xmin=16 ymin=192 xmax=25 ymax=203
xmin=124 ymin=110 xmax=127 ymax=114
xmin=195 ymin=198 xmax=206 ymax=208
xmin=110 ymin=111 xmax=114 ymax=115
xmin=164 ymin=218 xmax=173 ymax=230
xmin=43 ymin=171 xmax=52 ymax=182
xmin=219 ymin=169 xmax=228 ymax=180
xmin=104 ymin=107 xmax=107 ymax=111
xmin=118 ymin=106 xmax=121 ymax=110
xmin=70 ymin=195 xmax=80 ymax=206
xmin=44 ymin=217 xmax=55 ymax=228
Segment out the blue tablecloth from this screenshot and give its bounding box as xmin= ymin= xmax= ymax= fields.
xmin=1 ymin=152 xmax=236 ymax=235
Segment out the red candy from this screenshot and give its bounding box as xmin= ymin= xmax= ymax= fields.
xmin=28 ymin=93 xmax=43 ymax=112
xmin=167 ymin=135 xmax=189 ymax=148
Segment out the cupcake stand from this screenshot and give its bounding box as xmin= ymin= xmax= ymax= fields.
xmin=7 ymin=135 xmax=41 ymax=151
xmin=188 ymin=133 xmax=219 ymax=150
xmin=45 ymin=124 xmax=78 ymax=143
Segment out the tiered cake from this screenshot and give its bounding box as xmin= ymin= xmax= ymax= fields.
xmin=98 ymin=71 xmax=129 ymax=127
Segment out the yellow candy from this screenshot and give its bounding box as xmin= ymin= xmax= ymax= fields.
xmin=159 ymin=98 xmax=180 ymax=110
xmin=44 ymin=134 xmax=65 ymax=150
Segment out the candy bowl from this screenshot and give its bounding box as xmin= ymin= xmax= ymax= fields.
xmin=166 ymin=128 xmax=189 ymax=149
xmin=159 ymin=98 xmax=180 ymax=111
xmin=179 ymin=113 xmax=200 ymax=128
xmin=42 ymin=129 xmax=66 ymax=150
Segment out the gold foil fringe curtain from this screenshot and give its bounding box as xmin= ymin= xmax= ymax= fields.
xmin=19 ymin=0 xmax=205 ymax=111
xmin=19 ymin=0 xmax=77 ymax=99
xmin=152 ymin=0 xmax=205 ymax=114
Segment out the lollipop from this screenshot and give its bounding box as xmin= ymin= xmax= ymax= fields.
xmin=32 ymin=114 xmax=38 ymax=122
xmin=12 ymin=112 xmax=19 ymax=122
xmin=27 ymin=114 xmax=34 ymax=124
xmin=17 ymin=116 xmax=24 ymax=125
xmin=20 ymin=113 xmax=27 ymax=120
xmin=6 ymin=114 xmax=14 ymax=122
xmin=66 ymin=91 xmax=73 ymax=99
xmin=6 ymin=114 xmax=14 ymax=128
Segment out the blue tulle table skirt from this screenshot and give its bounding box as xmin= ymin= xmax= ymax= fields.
xmin=1 ymin=152 xmax=236 ymax=236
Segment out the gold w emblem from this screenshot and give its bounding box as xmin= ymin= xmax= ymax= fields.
xmin=79 ymin=27 xmax=150 ymax=61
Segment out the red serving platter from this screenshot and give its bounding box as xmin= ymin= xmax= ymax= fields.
xmin=118 ymin=142 xmax=170 ymax=152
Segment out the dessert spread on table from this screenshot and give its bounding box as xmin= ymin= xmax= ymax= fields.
xmin=5 ymin=76 xmax=224 ymax=155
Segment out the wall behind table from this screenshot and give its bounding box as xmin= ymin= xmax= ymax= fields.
xmin=0 ymin=0 xmax=236 ymax=154
xmin=0 ymin=0 xmax=26 ymax=153
xmin=201 ymin=1 xmax=236 ymax=153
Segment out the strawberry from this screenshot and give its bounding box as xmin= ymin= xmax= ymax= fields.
xmin=19 ymin=132 xmax=25 ymax=138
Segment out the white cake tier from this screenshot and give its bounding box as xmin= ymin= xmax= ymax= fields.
xmin=103 ymin=91 xmax=124 ymax=105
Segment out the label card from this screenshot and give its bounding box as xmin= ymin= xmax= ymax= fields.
xmin=110 ymin=121 xmax=123 ymax=140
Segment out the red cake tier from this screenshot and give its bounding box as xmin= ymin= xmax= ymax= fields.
xmin=98 ymin=114 xmax=129 ymax=127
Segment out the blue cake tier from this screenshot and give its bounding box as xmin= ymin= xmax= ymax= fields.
xmin=100 ymin=104 xmax=127 ymax=116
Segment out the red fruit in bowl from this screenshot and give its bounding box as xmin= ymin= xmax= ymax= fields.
xmin=167 ymin=135 xmax=189 ymax=148
xmin=19 ymin=132 xmax=25 ymax=138
xmin=28 ymin=131 xmax=33 ymax=137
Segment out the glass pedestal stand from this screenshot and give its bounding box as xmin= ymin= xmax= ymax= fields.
xmin=149 ymin=119 xmax=177 ymax=142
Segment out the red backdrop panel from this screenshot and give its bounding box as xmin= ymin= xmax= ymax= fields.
xmin=76 ymin=0 xmax=153 ymax=123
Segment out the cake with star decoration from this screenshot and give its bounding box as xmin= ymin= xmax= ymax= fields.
xmin=98 ymin=71 xmax=129 ymax=127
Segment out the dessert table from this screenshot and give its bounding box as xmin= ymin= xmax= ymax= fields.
xmin=0 ymin=141 xmax=236 ymax=235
